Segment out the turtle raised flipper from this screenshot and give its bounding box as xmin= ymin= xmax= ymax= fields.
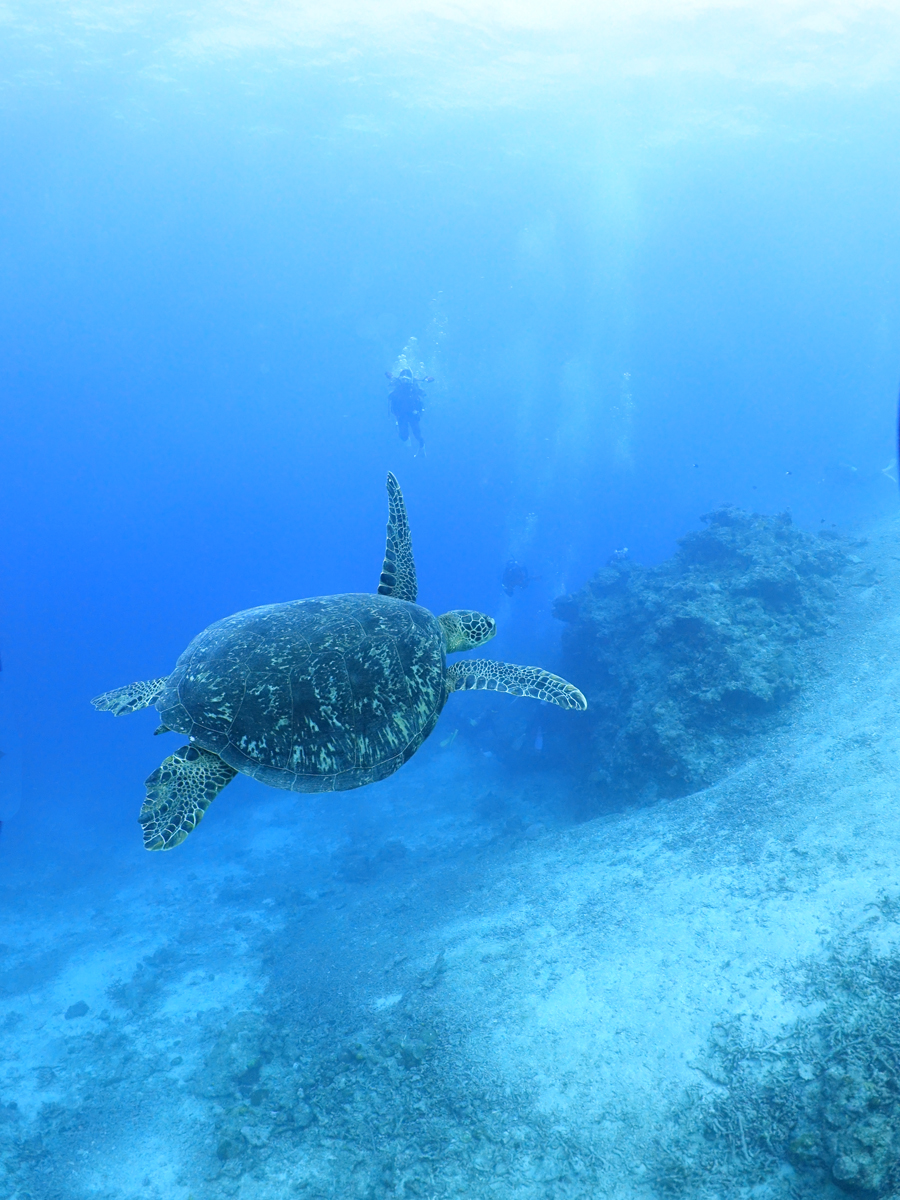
xmin=92 ymin=678 xmax=169 ymax=716
xmin=140 ymin=745 xmax=237 ymax=851
xmin=377 ymin=471 xmax=417 ymax=603
xmin=447 ymin=661 xmax=587 ymax=711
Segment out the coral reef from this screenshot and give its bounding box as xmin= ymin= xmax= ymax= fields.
xmin=653 ymin=919 xmax=900 ymax=1199
xmin=553 ymin=508 xmax=860 ymax=799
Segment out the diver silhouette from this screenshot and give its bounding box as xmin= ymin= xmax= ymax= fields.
xmin=501 ymin=560 xmax=531 ymax=596
xmin=386 ymin=368 xmax=432 ymax=453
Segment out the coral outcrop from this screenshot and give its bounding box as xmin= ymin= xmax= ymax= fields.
xmin=654 ymin=927 xmax=900 ymax=1199
xmin=553 ymin=508 xmax=858 ymax=799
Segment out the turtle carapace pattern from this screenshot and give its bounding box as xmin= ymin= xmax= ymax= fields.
xmin=93 ymin=475 xmax=587 ymax=851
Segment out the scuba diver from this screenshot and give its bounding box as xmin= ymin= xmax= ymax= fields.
xmin=501 ymin=560 xmax=531 ymax=596
xmin=386 ymin=368 xmax=432 ymax=453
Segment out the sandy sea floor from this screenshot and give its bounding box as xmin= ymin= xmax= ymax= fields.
xmin=2 ymin=515 xmax=900 ymax=1199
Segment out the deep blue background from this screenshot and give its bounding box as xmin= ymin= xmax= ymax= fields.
xmin=1 ymin=47 xmax=898 ymax=864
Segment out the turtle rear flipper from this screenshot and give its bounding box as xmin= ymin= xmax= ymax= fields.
xmin=92 ymin=678 xmax=168 ymax=716
xmin=377 ymin=472 xmax=418 ymax=603
xmin=140 ymin=745 xmax=237 ymax=851
xmin=447 ymin=661 xmax=587 ymax=710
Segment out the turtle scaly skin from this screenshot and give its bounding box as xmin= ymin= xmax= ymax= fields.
xmin=141 ymin=746 xmax=237 ymax=850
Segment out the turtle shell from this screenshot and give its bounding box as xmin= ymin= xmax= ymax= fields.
xmin=157 ymin=594 xmax=447 ymax=792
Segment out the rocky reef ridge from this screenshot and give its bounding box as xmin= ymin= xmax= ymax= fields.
xmin=554 ymin=507 xmax=866 ymax=800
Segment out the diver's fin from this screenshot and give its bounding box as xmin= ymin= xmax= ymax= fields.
xmin=92 ymin=678 xmax=168 ymax=716
xmin=377 ymin=472 xmax=418 ymax=603
xmin=446 ymin=661 xmax=587 ymax=710
xmin=140 ymin=745 xmax=237 ymax=851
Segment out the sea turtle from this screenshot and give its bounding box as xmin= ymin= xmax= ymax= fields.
xmin=93 ymin=474 xmax=586 ymax=851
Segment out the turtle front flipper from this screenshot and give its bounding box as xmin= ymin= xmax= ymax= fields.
xmin=446 ymin=661 xmax=587 ymax=711
xmin=140 ymin=745 xmax=237 ymax=851
xmin=377 ymin=472 xmax=418 ymax=603
xmin=92 ymin=678 xmax=168 ymax=716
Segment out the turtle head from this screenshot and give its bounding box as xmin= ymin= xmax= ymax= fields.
xmin=438 ymin=610 xmax=497 ymax=653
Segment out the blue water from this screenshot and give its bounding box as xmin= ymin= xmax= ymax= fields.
xmin=1 ymin=7 xmax=900 ymax=1199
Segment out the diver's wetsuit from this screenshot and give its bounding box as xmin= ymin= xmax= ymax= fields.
xmin=387 ymin=370 xmax=429 ymax=450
